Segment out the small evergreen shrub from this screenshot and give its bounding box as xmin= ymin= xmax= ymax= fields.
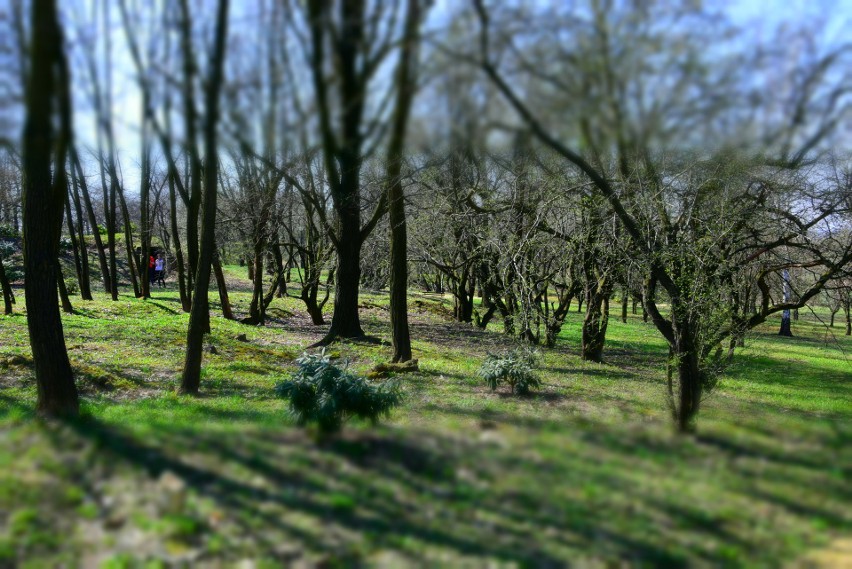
xmin=479 ymin=348 xmax=541 ymax=395
xmin=275 ymin=351 xmax=402 ymax=434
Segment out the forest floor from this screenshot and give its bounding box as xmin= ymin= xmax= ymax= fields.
xmin=0 ymin=267 xmax=850 ymax=568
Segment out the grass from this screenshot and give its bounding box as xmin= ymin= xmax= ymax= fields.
xmin=0 ymin=269 xmax=850 ymax=567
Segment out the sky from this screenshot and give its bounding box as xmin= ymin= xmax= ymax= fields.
xmin=4 ymin=0 xmax=851 ymax=195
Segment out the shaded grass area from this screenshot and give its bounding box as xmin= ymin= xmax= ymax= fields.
xmin=0 ymin=282 xmax=850 ymax=567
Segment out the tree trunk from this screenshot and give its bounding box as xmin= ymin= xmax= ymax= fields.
xmin=386 ymin=0 xmax=420 ymax=362
xmin=0 ymin=254 xmax=15 ymax=314
xmin=621 ymin=289 xmax=628 ymax=323
xmin=68 ymin=161 xmax=93 ymax=299
xmin=118 ymin=183 xmax=141 ymax=297
xmin=168 ymin=169 xmax=191 ymax=312
xmin=779 ymin=269 xmax=793 ymax=336
xmin=139 ymin=101 xmax=151 ymax=300
xmin=670 ymin=327 xmax=702 ymax=434
xmin=71 ymin=146 xmax=111 ymax=294
xmin=581 ymin=285 xmax=610 ymax=362
xmin=23 ymin=0 xmax=78 ymax=417
xmin=179 ymin=0 xmax=228 ymax=395
xmin=327 ymin=216 xmax=365 ymax=339
xmin=106 ymin=174 xmax=119 ymax=300
xmin=212 ymin=253 xmax=235 ymax=320
xmin=388 ymin=180 xmax=412 ymax=361
xmin=56 ymin=260 xmax=73 ymax=314
xmin=247 ymin=243 xmax=266 ymax=324
xmin=63 ymin=189 xmax=86 ymax=300
xmin=271 ymin=244 xmax=286 ymax=298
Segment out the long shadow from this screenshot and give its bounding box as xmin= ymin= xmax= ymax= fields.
xmin=62 ymin=415 xmax=572 ymax=566
xmin=145 ymin=301 xmax=182 ymax=316
xmin=4 ymin=390 xmax=843 ymax=566
xmin=547 ymin=366 xmax=637 ymax=381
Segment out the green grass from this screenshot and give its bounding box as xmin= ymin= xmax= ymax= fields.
xmin=0 ymin=275 xmax=850 ymax=567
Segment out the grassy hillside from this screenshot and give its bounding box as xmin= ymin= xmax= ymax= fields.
xmin=0 ymin=270 xmax=849 ymax=567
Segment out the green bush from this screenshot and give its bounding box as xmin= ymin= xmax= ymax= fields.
xmin=65 ymin=278 xmax=78 ymax=295
xmin=479 ymin=348 xmax=541 ymax=395
xmin=275 ymin=351 xmax=402 ymax=434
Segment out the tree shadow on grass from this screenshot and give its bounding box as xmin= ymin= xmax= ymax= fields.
xmin=2 ymin=393 xmax=845 ymax=566
xmin=50 ymin=410 xmax=706 ymax=567
xmin=60 ymin=415 xmax=574 ymax=566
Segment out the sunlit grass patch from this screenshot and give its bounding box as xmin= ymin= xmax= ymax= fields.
xmin=0 ymin=283 xmax=849 ymax=566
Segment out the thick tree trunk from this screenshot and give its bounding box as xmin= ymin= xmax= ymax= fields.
xmin=23 ymin=0 xmax=78 ymax=417
xmin=779 ymin=310 xmax=792 ymax=336
xmin=327 ymin=216 xmax=365 ymax=339
xmin=453 ymin=272 xmax=475 ymax=323
xmin=581 ymin=285 xmax=610 ymax=362
xmin=670 ymin=328 xmax=702 ymax=434
xmin=621 ymin=290 xmax=628 ymax=323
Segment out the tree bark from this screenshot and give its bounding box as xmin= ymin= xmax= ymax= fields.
xmin=167 ymin=168 xmax=191 ymax=312
xmin=118 ymin=183 xmax=141 ymax=297
xmin=212 ymin=253 xmax=235 ymax=321
xmin=582 ymin=284 xmax=610 ymax=362
xmin=71 ymin=146 xmax=111 ymax=294
xmin=0 ymin=254 xmax=15 ymax=314
xmin=139 ymin=102 xmax=152 ymax=300
xmin=56 ymin=260 xmax=73 ymax=314
xmin=63 ymin=188 xmax=85 ymax=299
xmin=779 ymin=269 xmax=793 ymax=336
xmin=670 ymin=325 xmax=702 ymax=433
xmin=180 ymin=0 xmax=229 ymax=395
xmin=385 ymin=0 xmax=421 ymax=363
xmin=68 ymin=160 xmax=93 ymax=299
xmin=327 ymin=213 xmax=365 ymax=339
xmin=247 ymin=242 xmax=266 ymax=324
xmin=23 ymin=0 xmax=78 ymax=417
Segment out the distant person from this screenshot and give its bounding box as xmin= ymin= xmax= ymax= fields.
xmin=149 ymin=254 xmax=156 ymax=285
xmin=154 ymin=253 xmax=166 ymax=288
